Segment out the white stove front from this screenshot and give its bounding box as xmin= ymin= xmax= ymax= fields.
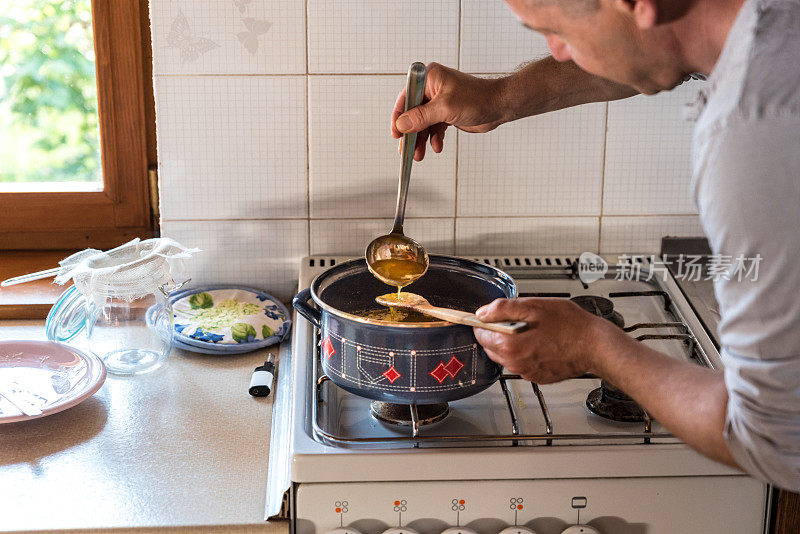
xmin=295 ymin=477 xmax=766 ymax=534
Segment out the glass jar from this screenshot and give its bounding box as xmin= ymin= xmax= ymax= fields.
xmin=45 ymin=237 xmax=196 ymax=375
xmin=47 ymin=283 xmax=179 ymax=375
xmin=85 ymin=288 xmax=173 ymax=374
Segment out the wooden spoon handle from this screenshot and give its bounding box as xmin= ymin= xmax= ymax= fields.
xmin=419 ymin=305 xmax=528 ymax=334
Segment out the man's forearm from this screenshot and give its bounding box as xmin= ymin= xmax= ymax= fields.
xmin=592 ymin=327 xmax=740 ymax=469
xmin=498 ymin=57 xmax=638 ymax=122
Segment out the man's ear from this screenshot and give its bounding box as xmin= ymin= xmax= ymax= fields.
xmin=612 ymin=0 xmax=658 ymax=29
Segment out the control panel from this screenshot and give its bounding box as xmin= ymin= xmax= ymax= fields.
xmin=294 ymin=476 xmax=766 ymax=534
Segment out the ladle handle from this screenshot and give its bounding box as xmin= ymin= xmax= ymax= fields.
xmin=392 ymin=62 xmax=427 ymax=235
xmin=419 ymin=305 xmax=529 ymax=334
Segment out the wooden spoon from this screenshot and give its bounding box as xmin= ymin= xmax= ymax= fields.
xmin=375 ymin=292 xmax=528 ymax=334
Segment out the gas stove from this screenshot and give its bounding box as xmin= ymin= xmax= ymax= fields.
xmin=267 ymin=255 xmax=769 ymax=534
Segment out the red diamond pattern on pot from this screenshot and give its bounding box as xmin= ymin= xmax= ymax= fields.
xmin=443 ymin=355 xmax=465 ymax=378
xmin=322 ymin=336 xmax=336 ymax=359
xmin=429 ymin=362 xmax=449 ymax=384
xmin=382 ymin=366 xmax=401 ymax=384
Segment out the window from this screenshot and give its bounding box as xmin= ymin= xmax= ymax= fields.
xmin=1 ymin=0 xmax=101 ymax=188
xmin=0 ymin=0 xmax=156 ymax=250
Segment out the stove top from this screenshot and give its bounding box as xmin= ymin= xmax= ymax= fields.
xmin=265 ymin=255 xmax=764 ymax=531
xmin=301 ymin=255 xmax=719 ymax=448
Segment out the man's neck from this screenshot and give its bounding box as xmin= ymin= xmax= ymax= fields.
xmin=671 ymin=0 xmax=748 ymax=75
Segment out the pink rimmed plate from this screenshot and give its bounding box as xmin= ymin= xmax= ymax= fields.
xmin=0 ymin=340 xmax=106 ymax=424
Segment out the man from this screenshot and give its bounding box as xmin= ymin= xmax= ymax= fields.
xmin=391 ymin=0 xmax=800 ymax=490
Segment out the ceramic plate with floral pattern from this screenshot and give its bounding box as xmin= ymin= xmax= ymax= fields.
xmin=170 ymin=286 xmax=291 ymax=353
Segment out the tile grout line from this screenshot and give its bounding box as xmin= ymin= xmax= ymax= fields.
xmin=600 ymin=213 xmax=700 ymax=218
xmin=153 ymin=72 xmax=517 ymax=78
xmin=155 ymin=73 xmax=308 ymax=77
xmin=160 ymin=214 xmax=700 ymax=224
xmin=305 ymin=0 xmax=312 ymax=257
xmin=597 ymin=102 xmax=610 ymax=253
xmin=454 ymin=0 xmax=463 ymax=255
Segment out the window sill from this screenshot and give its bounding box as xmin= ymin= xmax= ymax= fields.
xmin=0 ymin=250 xmax=75 ymax=319
xmin=0 ymin=182 xmax=103 ymax=193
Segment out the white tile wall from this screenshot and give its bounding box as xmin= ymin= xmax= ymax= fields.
xmin=156 ymin=76 xmax=307 ymax=220
xmin=460 ymin=0 xmax=550 ymax=73
xmin=151 ymin=0 xmax=701 ymax=298
xmin=307 ymin=0 xmax=459 ymax=73
xmin=308 ymin=76 xmax=456 ymax=219
xmin=456 ymin=217 xmax=599 ymax=255
xmin=150 ymin=0 xmax=306 ymax=74
xmin=603 ymin=82 xmax=700 ymax=215
xmin=457 ymin=104 xmax=606 ymax=216
xmin=600 ymin=216 xmax=704 ymax=254
xmin=310 ymin=218 xmax=454 ymax=256
xmin=161 ymin=219 xmax=308 ymax=301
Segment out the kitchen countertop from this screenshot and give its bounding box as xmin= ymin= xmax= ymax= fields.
xmin=0 ymin=319 xmax=289 ymax=533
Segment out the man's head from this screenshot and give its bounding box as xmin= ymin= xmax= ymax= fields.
xmin=506 ymin=0 xmax=692 ymax=94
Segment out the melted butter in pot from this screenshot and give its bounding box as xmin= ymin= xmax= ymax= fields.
xmin=355 ymin=292 xmax=468 ymax=324
xmin=354 ymin=307 xmax=442 ymax=323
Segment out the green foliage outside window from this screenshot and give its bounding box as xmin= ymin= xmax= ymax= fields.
xmin=0 ymin=0 xmax=101 ymax=183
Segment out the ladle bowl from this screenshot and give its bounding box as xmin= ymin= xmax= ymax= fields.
xmin=365 ymin=233 xmax=429 ymax=287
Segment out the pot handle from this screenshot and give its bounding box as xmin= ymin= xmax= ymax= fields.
xmin=292 ymin=287 xmax=322 ymax=329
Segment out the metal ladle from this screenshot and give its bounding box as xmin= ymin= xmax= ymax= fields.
xmin=365 ymin=62 xmax=429 ymax=287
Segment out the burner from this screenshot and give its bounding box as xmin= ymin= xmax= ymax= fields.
xmin=586 ymin=380 xmax=646 ymax=422
xmin=570 ymin=295 xmax=625 ymax=328
xmin=571 ymin=296 xmax=646 ymax=420
xmin=370 ymin=401 xmax=449 ymax=427
xmin=574 ymin=296 xmax=645 ymax=421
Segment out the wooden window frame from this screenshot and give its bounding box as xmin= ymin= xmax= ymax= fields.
xmin=0 ymin=0 xmax=156 ymax=250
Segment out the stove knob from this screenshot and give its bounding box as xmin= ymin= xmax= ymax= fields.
xmin=499 ymin=527 xmax=539 ymax=534
xmin=383 ymin=528 xmax=419 ymax=534
xmin=441 ymin=528 xmax=478 ymax=534
xmin=326 ymin=529 xmax=362 ymax=534
xmin=560 ymin=526 xmax=600 ymax=534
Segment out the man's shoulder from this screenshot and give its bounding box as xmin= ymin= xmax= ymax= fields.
xmin=698 ymin=0 xmax=800 ymax=132
xmin=739 ymin=0 xmax=800 ymax=117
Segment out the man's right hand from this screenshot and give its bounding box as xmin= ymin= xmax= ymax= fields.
xmin=391 ymin=62 xmax=509 ymax=161
xmin=391 ymin=58 xmax=638 ymax=161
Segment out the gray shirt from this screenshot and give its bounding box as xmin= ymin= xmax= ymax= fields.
xmin=689 ymin=0 xmax=800 ymax=490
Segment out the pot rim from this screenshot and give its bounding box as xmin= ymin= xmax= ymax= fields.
xmin=309 ymin=255 xmax=518 ymax=329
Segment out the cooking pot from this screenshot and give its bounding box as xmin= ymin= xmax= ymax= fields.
xmin=292 ymin=255 xmax=517 ymax=404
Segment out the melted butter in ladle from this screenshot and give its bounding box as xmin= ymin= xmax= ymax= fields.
xmin=369 ymin=258 xmax=427 ymax=288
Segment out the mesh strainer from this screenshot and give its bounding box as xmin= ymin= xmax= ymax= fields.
xmin=55 ymin=238 xmax=199 ymax=304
